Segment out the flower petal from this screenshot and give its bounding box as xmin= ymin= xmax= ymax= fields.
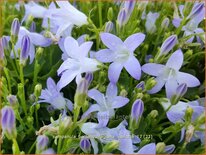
xmin=64 ymin=36 xmax=79 ymax=59
xmin=100 ymin=32 xmax=123 ymax=51
xmin=81 ymin=104 xmax=100 ymax=119
xmin=124 ymin=56 xmax=141 ymax=80
xmin=106 ymin=82 xmax=117 ymax=99
xmin=47 ymin=77 xmax=57 ymax=92
xmin=95 ymin=49 xmax=115 ymax=63
xmin=176 ymin=72 xmax=200 ymax=87
xmin=165 ymin=79 xmax=178 ymax=98
xmin=112 ymin=96 xmax=129 ymax=108
xmin=164 ymin=144 xmax=175 ymax=154
xmin=29 ymin=32 xmax=51 ymax=47
xmin=172 ymin=18 xmax=182 ymax=28
xmin=57 ymin=70 xmax=78 ymax=90
xmin=97 ymin=111 xmax=110 ymax=127
xmin=148 ymin=77 xmax=165 ymax=94
xmin=137 ymin=143 xmax=156 ymax=154
xmin=124 ymin=33 xmax=145 ymax=53
xmin=78 ymin=41 xmax=93 ymax=58
xmin=88 ymin=89 xmax=104 ymax=105
xmin=142 ymin=63 xmax=165 ymax=76
xmin=108 ymin=62 xmax=123 ymax=83
xmin=166 ymin=49 xmax=183 ymax=70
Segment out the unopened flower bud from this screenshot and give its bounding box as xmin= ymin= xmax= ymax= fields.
xmin=11 ymin=18 xmax=20 ymax=37
xmin=188 ymin=3 xmax=204 ymax=20
xmin=1 ymin=106 xmax=16 ymax=139
xmin=36 ymin=47 xmax=44 ymax=60
xmin=2 ymin=36 xmax=9 ymax=51
xmin=136 ymin=81 xmax=145 ymax=91
xmin=20 ymin=35 xmax=30 ymax=65
xmin=104 ymin=21 xmax=114 ymax=33
xmin=156 ymin=142 xmax=166 ymax=153
xmin=75 ymin=79 xmax=88 ymax=107
xmin=7 ymin=95 xmax=18 ymax=106
xmin=148 ymin=110 xmax=158 ymax=119
xmin=29 ymin=21 xmax=36 ymax=32
xmin=185 ymin=107 xmax=193 ymax=123
xmin=160 ymin=35 xmax=178 ymax=56
xmin=107 ymin=7 xmax=113 ymax=21
xmin=85 ymin=72 xmax=93 ymax=86
xmin=59 ymin=116 xmax=72 ymax=134
xmin=117 ymin=9 xmax=127 ymax=27
xmin=103 ymin=140 xmax=119 ymax=153
xmin=185 ymin=124 xmax=195 ymax=143
xmin=145 ymin=78 xmax=157 ymax=91
xmin=0 ymin=38 xmax=4 ymax=60
xmin=36 ymin=135 xmax=49 ymax=152
xmin=80 ymin=138 xmax=91 ymax=153
xmin=176 ymin=83 xmax=187 ymax=97
xmin=131 ymin=99 xmax=144 ymax=123
xmin=124 ymin=0 xmax=135 ymax=16
xmin=41 ymin=148 xmax=55 ymax=154
xmin=34 ymin=84 xmax=42 ymax=98
xmin=161 ymin=17 xmax=170 ymax=30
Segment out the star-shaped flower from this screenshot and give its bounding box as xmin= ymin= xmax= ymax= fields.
xmin=95 ymin=32 xmax=145 ymax=83
xmin=81 ymin=83 xmax=129 ymax=127
xmin=57 ymin=36 xmax=101 ymax=90
xmin=38 ymin=77 xmax=73 ymax=111
xmin=142 ymin=49 xmax=200 ymax=98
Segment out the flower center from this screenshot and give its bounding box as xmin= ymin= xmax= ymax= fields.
xmin=115 ymin=46 xmax=130 ymax=63
xmin=162 ymin=67 xmax=177 ymax=81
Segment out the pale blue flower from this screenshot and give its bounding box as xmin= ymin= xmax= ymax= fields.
xmin=81 ymin=120 xmax=139 ymax=154
xmin=145 ymin=12 xmax=159 ymax=34
xmin=11 ymin=26 xmax=51 ymax=64
xmin=43 ymin=1 xmax=88 ymax=40
xmin=95 ymin=32 xmax=145 ymax=83
xmin=161 ymin=98 xmax=205 ymax=144
xmin=142 ymin=49 xmax=200 ymax=98
xmin=81 ymin=83 xmax=129 ymax=127
xmin=38 ymin=77 xmax=73 ymax=111
xmin=57 ymin=37 xmax=101 ymax=89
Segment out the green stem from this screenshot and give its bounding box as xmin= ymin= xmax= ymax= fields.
xmin=57 ymin=137 xmax=63 ymax=153
xmin=35 ymin=105 xmax=39 ymax=129
xmin=28 ymin=140 xmax=36 ymax=154
xmin=175 ymin=18 xmax=187 ymax=36
xmin=179 ymin=142 xmax=187 ymax=153
xmin=12 ymin=138 xmax=20 ymax=154
xmin=19 ymin=65 xmax=27 ymax=115
xmin=98 ymin=0 xmax=102 ymax=28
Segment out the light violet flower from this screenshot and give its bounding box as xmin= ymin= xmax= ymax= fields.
xmin=161 ymin=98 xmax=205 ymax=144
xmin=41 ymin=148 xmax=55 ymax=154
xmin=0 ymin=38 xmax=4 ymax=59
xmin=38 ymin=77 xmax=73 ymax=111
xmin=81 ymin=120 xmax=139 ymax=154
xmin=12 ymin=26 xmax=51 ymax=64
xmin=57 ymin=36 xmax=101 ymax=89
xmin=43 ymin=1 xmax=88 ymax=39
xmin=81 ymin=83 xmax=129 ymax=127
xmin=145 ymin=12 xmax=159 ymax=34
xmin=142 ymin=49 xmax=200 ymax=98
xmin=95 ymin=32 xmax=145 ymax=83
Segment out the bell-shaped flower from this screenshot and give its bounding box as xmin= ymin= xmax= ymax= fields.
xmin=81 ymin=120 xmax=138 ymax=154
xmin=11 ymin=26 xmax=51 ymax=64
xmin=142 ymin=49 xmax=200 ymax=98
xmin=145 ymin=12 xmax=159 ymax=34
xmin=57 ymin=36 xmax=101 ymax=90
xmin=43 ymin=1 xmax=88 ymax=40
xmin=95 ymin=32 xmax=145 ymax=83
xmin=81 ymin=83 xmax=129 ymax=127
xmin=161 ymin=98 xmax=205 ymax=144
xmin=38 ymin=77 xmax=73 ymax=111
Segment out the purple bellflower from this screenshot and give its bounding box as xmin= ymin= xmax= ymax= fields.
xmin=145 ymin=12 xmax=160 ymax=34
xmin=11 ymin=26 xmax=51 ymax=64
xmin=81 ymin=83 xmax=129 ymax=127
xmin=80 ymin=138 xmax=91 ymax=153
xmin=43 ymin=1 xmax=88 ymax=40
xmin=131 ymin=99 xmax=144 ymax=123
xmin=161 ymin=98 xmax=205 ymax=144
xmin=21 ymin=1 xmax=47 ymax=22
xmin=41 ymin=148 xmax=55 ymax=154
xmin=57 ymin=36 xmax=101 ymax=90
xmin=81 ymin=120 xmax=139 ymax=154
xmin=95 ymin=32 xmax=145 ymax=83
xmin=38 ymin=77 xmax=73 ymax=111
xmin=142 ymin=49 xmax=200 ymax=98
xmin=11 ymin=18 xmax=20 ymax=36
